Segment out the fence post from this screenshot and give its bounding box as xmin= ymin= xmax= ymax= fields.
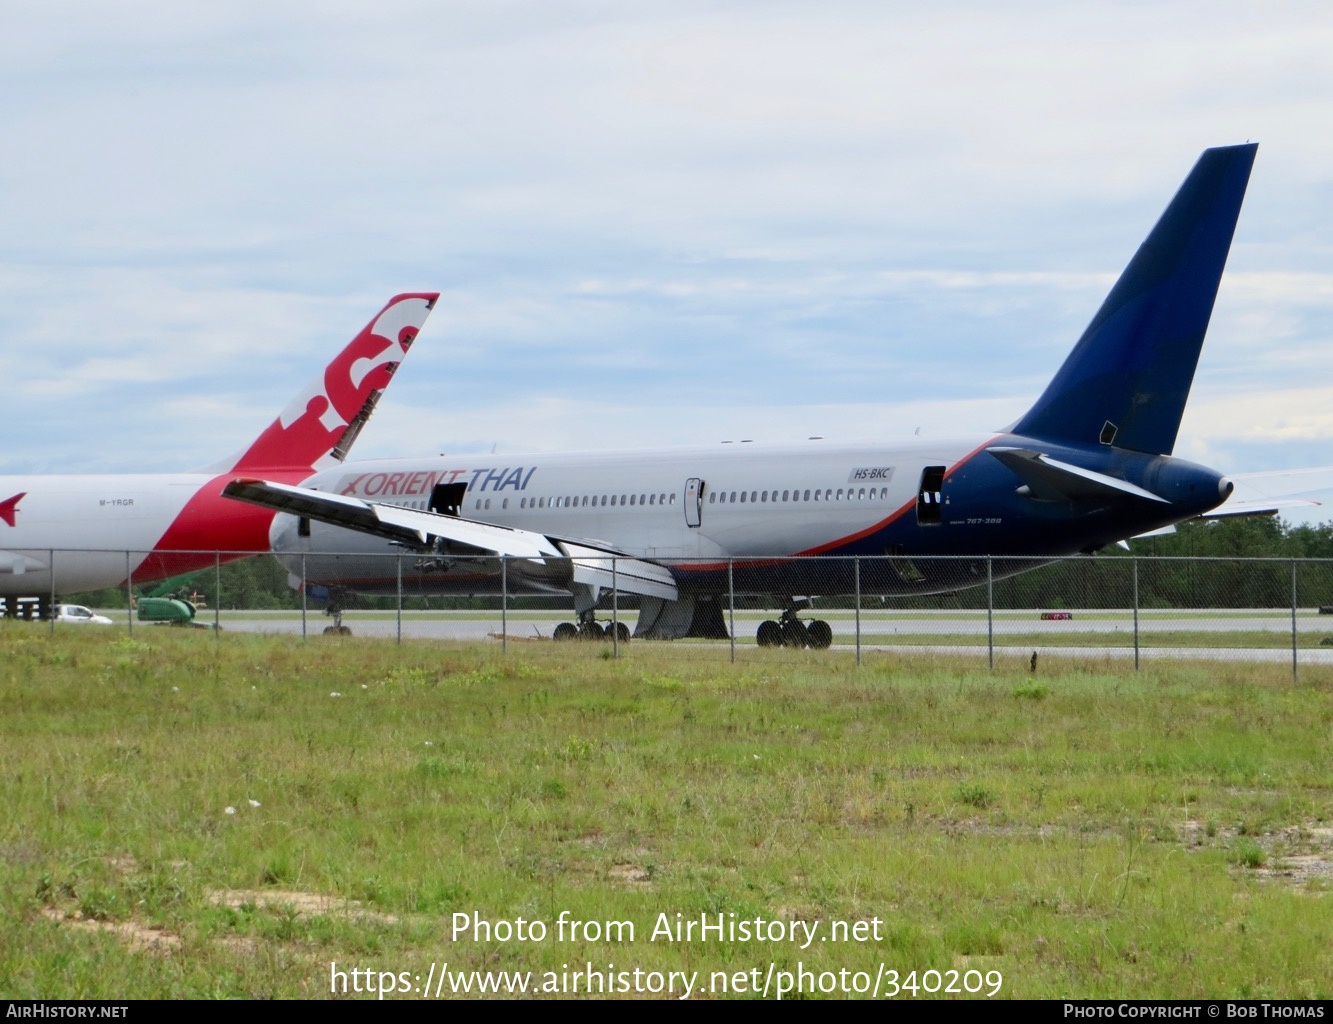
xmin=125 ymin=552 xmax=133 ymax=635
xmin=300 ymin=554 xmax=307 ymax=641
xmin=728 ymin=560 xmax=735 ymax=664
xmin=612 ymin=558 xmax=620 ymax=659
xmin=214 ymin=552 xmax=221 ymax=634
xmin=501 ymin=556 xmax=508 ymax=655
xmin=854 ymin=556 xmax=862 ymax=666
xmin=49 ymin=549 xmax=56 ymax=635
xmin=987 ymin=556 xmax=994 ymax=671
xmin=1292 ymin=559 xmax=1298 ymax=683
xmin=1133 ymin=556 xmax=1140 ymax=672
xmin=396 ymin=554 xmax=403 ymax=645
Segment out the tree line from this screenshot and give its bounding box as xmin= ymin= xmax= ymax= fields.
xmin=65 ymin=515 xmax=1333 ymax=613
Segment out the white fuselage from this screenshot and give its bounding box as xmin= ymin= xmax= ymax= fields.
xmin=0 ymin=469 xmax=307 ymax=596
xmin=271 ymin=434 xmax=995 ymax=586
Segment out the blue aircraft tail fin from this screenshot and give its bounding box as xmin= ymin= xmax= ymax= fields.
xmin=1011 ymin=143 xmax=1257 ymax=456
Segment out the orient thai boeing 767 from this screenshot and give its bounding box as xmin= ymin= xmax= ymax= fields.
xmin=226 ymin=145 xmax=1287 ymax=644
xmin=0 ymin=292 xmax=437 ymax=616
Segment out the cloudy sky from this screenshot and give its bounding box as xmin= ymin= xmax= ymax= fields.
xmin=3 ymin=1 xmax=1333 ymax=517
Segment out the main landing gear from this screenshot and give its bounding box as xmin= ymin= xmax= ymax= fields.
xmin=322 ymin=597 xmax=353 ymax=636
xmin=553 ymin=612 xmax=631 ymax=644
xmin=756 ymin=608 xmax=833 ymax=649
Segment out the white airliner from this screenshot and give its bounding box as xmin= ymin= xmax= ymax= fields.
xmin=0 ymin=292 xmax=438 ymax=616
xmin=225 ymin=144 xmax=1303 ymax=645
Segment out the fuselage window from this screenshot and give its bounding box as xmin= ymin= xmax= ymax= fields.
xmin=600 ymin=495 xmax=607 ymax=506
xmin=782 ymin=490 xmax=789 ymax=501
xmin=669 ymin=493 xmax=675 ymax=504
xmin=620 ymin=495 xmax=627 ymax=506
xmin=740 ymin=491 xmax=747 ymax=503
xmin=610 ymin=495 xmax=617 ymax=506
xmin=503 ymin=498 xmax=510 ymax=509
xmin=640 ymin=494 xmax=646 ymax=506
xmin=825 ymin=489 xmax=833 ymax=501
xmin=708 ymin=493 xmax=715 ymax=504
xmin=650 ymin=494 xmax=656 ymax=505
xmin=475 ymin=499 xmax=482 ymax=510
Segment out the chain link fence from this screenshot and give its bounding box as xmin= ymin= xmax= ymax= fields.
xmin=8 ymin=550 xmax=1333 ymax=677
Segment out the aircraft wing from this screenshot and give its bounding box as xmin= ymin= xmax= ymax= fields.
xmin=222 ymin=478 xmax=680 ymax=602
xmin=1202 ymin=466 xmax=1333 ymax=519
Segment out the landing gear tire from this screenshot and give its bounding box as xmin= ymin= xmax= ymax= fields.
xmin=579 ymin=621 xmax=606 ymax=640
xmin=756 ymin=620 xmax=782 ymax=647
xmin=323 ymin=625 xmax=352 ymax=636
xmin=553 ymin=622 xmax=578 ymax=642
xmin=780 ymin=619 xmax=809 ymax=648
xmin=806 ymin=619 xmax=833 ymax=649
xmin=612 ymin=621 xmax=631 ymax=645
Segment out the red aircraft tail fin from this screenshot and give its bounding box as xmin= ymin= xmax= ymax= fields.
xmin=224 ymin=292 xmax=438 ymax=474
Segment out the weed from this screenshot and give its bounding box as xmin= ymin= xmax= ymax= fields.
xmin=1231 ymin=839 xmax=1268 ymax=869
xmin=957 ymin=782 xmax=995 ymax=809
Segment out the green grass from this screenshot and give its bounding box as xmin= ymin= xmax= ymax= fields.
xmin=1 ymin=623 xmax=1330 ymax=999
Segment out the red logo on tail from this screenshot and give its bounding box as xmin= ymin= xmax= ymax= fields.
xmin=0 ymin=492 xmax=25 ymax=527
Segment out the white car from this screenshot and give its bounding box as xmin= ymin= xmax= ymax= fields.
xmin=55 ymin=604 xmax=114 ymax=625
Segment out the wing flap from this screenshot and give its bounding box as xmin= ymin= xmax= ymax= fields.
xmin=558 ymin=541 xmax=681 ymax=602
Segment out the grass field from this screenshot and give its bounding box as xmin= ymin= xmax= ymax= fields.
xmin=1 ymin=622 xmax=1330 ymax=1000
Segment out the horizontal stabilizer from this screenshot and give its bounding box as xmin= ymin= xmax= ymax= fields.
xmin=989 ymin=447 xmax=1168 ymax=504
xmin=1202 ymin=466 xmax=1333 ymax=519
xmin=0 ymin=550 xmax=47 ymax=575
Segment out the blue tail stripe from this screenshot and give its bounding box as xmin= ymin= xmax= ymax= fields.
xmin=1012 ymin=143 xmax=1257 ymax=455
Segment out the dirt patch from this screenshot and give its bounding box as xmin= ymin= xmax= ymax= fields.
xmin=207 ymin=888 xmax=400 ymax=924
xmin=1182 ymin=820 xmax=1333 ymax=889
xmin=41 ymin=884 xmax=399 ymax=957
xmin=607 ymin=863 xmax=652 ymax=885
xmin=40 ymin=907 xmax=182 ymax=954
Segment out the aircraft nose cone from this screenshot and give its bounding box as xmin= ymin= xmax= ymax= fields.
xmin=1219 ymin=477 xmax=1235 ymax=500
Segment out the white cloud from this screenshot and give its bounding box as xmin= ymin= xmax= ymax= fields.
xmin=0 ymin=0 xmax=1331 ymax=490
